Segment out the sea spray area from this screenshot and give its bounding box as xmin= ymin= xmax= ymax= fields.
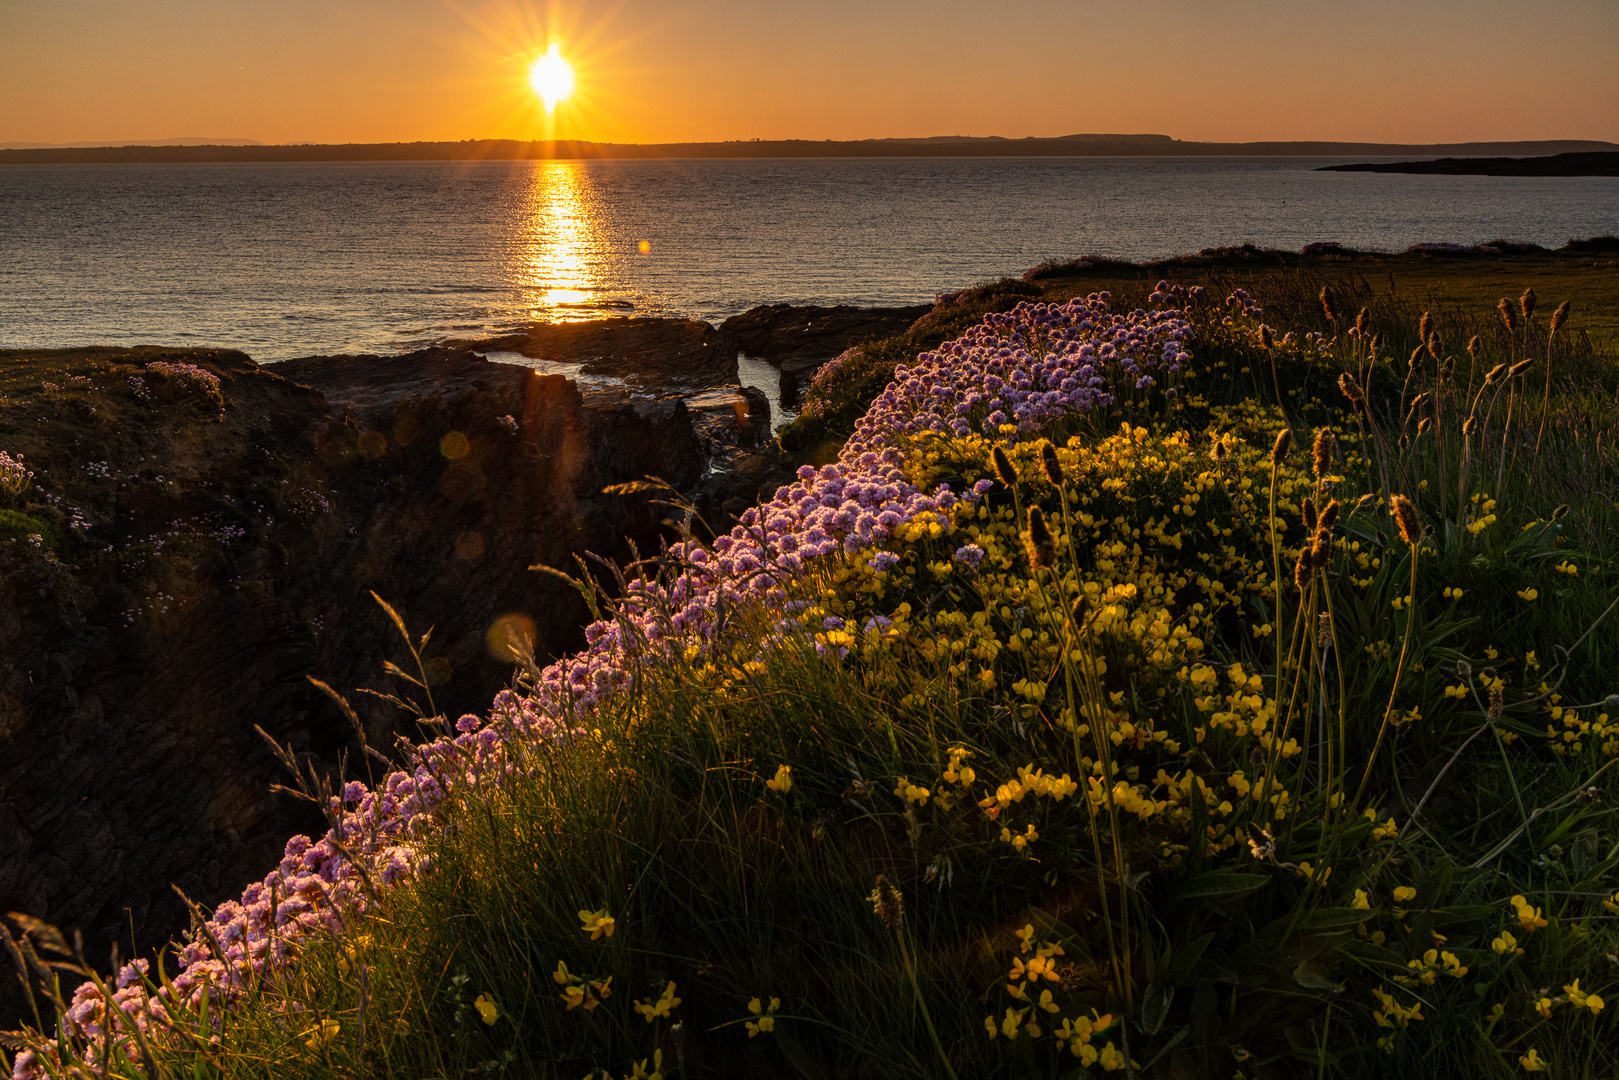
xmin=5 ymin=245 xmax=1619 ymax=1078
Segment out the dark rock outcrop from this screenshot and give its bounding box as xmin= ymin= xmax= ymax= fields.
xmin=719 ymin=304 xmax=932 ymax=405
xmin=444 ymin=317 xmax=740 ymax=393
xmin=0 ymin=345 xmax=710 ymax=1026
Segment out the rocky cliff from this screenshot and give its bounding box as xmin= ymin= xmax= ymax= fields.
xmin=0 ymin=303 xmax=924 ymax=1025
xmin=0 ymin=343 xmax=723 ymax=1024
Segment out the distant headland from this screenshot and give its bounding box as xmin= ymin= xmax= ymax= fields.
xmin=3 ymin=134 xmax=1617 ymax=165
xmin=1319 ymin=151 xmax=1619 ymax=177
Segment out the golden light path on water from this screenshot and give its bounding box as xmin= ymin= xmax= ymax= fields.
xmin=513 ymin=161 xmax=601 ymax=319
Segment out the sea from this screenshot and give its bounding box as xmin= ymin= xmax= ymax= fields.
xmin=1 ymin=157 xmax=1615 ymax=363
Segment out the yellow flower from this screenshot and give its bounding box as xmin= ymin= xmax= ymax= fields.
xmin=1371 ymin=818 xmax=1399 ymax=841
xmin=635 ymin=981 xmax=682 ymax=1022
xmin=1392 ymin=886 xmax=1417 ymax=902
xmin=630 ymin=1049 xmax=664 ymax=1080
xmin=578 ymin=908 xmax=616 ymax=940
xmin=1491 ymin=931 xmax=1521 ymax=955
xmin=746 ymin=995 xmax=780 ymax=1036
xmin=999 ymin=1006 xmax=1027 ymax=1039
xmin=1351 ymin=889 xmax=1371 ymax=910
xmin=1517 ymin=588 xmax=1539 ymax=601
xmin=302 ymin=1018 xmax=340 ymax=1054
xmin=1098 ymin=1041 xmax=1126 ymax=1071
xmin=766 ymin=764 xmax=793 ymax=794
xmin=474 ymin=993 xmax=499 ymax=1025
xmin=1511 ymin=895 xmax=1549 ymax=932
xmin=893 ymin=777 xmax=931 ymax=805
xmin=1586 ymin=993 xmax=1606 ymax=1015
xmin=1535 ymin=996 xmax=1554 ymax=1018
xmin=1520 ymin=1048 xmax=1547 ymax=1072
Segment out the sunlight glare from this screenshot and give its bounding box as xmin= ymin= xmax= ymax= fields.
xmin=528 ymin=43 xmax=575 ymax=112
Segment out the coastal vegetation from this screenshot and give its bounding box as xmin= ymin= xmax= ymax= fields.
xmin=6 ymin=245 xmax=1619 ymax=1079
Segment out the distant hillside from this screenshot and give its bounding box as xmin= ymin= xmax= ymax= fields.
xmin=2 ymin=135 xmax=1615 ymax=164
xmin=0 ymin=137 xmax=263 ymax=151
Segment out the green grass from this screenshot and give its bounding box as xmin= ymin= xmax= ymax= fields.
xmin=7 ymin=256 xmax=1619 ymax=1080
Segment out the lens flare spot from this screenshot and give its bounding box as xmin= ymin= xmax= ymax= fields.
xmin=487 ymin=613 xmax=537 ymax=662
xmin=637 ymin=240 xmax=651 ymax=255
xmin=440 ymin=431 xmax=470 ymax=460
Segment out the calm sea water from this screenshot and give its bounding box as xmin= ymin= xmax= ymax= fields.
xmin=1 ymin=157 xmax=1614 ymax=362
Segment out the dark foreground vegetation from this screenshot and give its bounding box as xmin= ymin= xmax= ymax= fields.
xmin=5 ymin=239 xmax=1619 ymax=1079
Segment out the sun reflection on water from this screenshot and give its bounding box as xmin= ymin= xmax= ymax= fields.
xmin=514 ymin=162 xmax=602 ymax=320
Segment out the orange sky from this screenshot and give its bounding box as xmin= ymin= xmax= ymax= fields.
xmin=2 ymin=0 xmax=1616 ymax=146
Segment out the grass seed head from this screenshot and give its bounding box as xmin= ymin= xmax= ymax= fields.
xmin=1353 ymin=493 xmax=1378 ymax=514
xmin=1317 ymin=612 xmax=1333 ymax=648
xmin=1312 ymin=428 xmax=1336 ymax=479
xmin=1468 ymin=334 xmax=1481 ymax=359
xmin=1271 ymin=428 xmax=1293 ymax=463
xmin=1550 ymin=300 xmax=1571 ymax=335
xmin=1409 ymin=344 xmax=1426 ymax=368
xmin=1294 ymin=549 xmax=1314 ymax=590
xmin=1024 ymin=506 xmax=1057 ymax=569
xmin=1439 ymin=357 xmax=1455 ymax=380
xmin=1498 ymin=297 xmax=1519 ymax=334
xmin=1520 ymin=287 xmax=1537 ymax=322
xmin=1483 ymin=362 xmax=1507 ymax=386
xmin=870 ymin=875 xmax=904 ymax=929
xmin=1488 ymin=683 xmax=1504 ymax=722
xmin=1427 ymin=333 xmax=1442 ymax=361
xmin=1463 ymin=414 xmax=1478 ymax=436
xmin=1319 ymin=498 xmax=1341 ymax=532
xmin=1320 ymin=285 xmax=1339 ymax=322
xmin=1071 ymin=593 xmax=1090 ymax=628
xmin=991 ymin=445 xmax=1017 ymax=487
xmin=1508 ymin=358 xmax=1534 ymax=379
xmin=1039 ymin=441 xmax=1064 ymax=486
xmin=1302 ymin=496 xmax=1318 ymax=532
xmin=1419 ymin=310 xmax=1434 ymax=344
xmin=1357 ymin=307 xmax=1371 ymax=337
xmin=1260 ymin=324 xmax=1274 ymax=349
xmin=1417 ymin=417 xmax=1433 ymax=435
xmin=1552 ymin=503 xmax=1569 ymax=521
xmin=1338 ymin=373 xmax=1364 ymax=405
xmin=1310 ymin=527 xmax=1333 ymax=569
xmin=1390 ymin=494 xmax=1422 ymax=546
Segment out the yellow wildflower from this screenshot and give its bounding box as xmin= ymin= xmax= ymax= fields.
xmin=634 ymin=981 xmax=682 ymax=1022
xmin=474 ymin=994 xmax=499 ymax=1025
xmin=766 ymin=764 xmax=793 ymax=794
xmin=1520 ymin=1049 xmax=1547 ymax=1072
xmin=578 ymin=908 xmax=616 ymax=940
xmin=746 ymin=996 xmax=780 ymax=1037
xmin=302 ymin=1019 xmax=340 ymax=1054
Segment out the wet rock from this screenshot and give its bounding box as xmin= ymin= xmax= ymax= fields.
xmin=446 ymin=317 xmax=740 ymax=393
xmin=719 ymin=303 xmax=932 ymax=405
xmin=682 ymin=386 xmax=771 ymax=448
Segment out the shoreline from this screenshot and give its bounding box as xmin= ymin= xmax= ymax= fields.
xmin=4 ymin=135 xmax=1616 ymax=165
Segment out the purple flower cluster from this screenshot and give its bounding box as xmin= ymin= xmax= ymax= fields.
xmin=15 ymin=289 xmax=1196 ymax=1080
xmin=0 ymin=451 xmax=32 ymax=498
xmin=842 ymin=294 xmax=1191 ymax=448
xmin=144 ymin=362 xmax=220 ymax=396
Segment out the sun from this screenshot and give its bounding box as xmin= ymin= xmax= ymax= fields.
xmin=528 ymin=43 xmax=575 ymax=113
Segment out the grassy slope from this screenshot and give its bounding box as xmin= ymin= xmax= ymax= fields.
xmin=7 ymin=249 xmax=1619 ymax=1080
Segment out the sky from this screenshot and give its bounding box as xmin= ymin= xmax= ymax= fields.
xmin=2 ymin=0 xmax=1616 ymax=147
